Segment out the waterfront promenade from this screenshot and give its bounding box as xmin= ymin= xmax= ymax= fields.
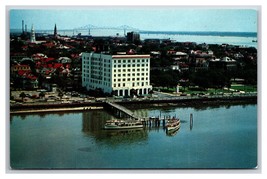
xmin=10 ymin=92 xmax=257 ymax=114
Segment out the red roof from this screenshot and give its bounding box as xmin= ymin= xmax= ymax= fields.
xmin=17 ymin=70 xmax=37 ymax=80
xmin=42 ymin=42 xmax=55 ymax=48
xmin=47 ymin=63 xmax=63 ymax=69
xmin=44 ymin=57 xmax=55 ymax=63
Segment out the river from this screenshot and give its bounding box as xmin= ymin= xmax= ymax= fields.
xmin=10 ymin=103 xmax=257 ymax=169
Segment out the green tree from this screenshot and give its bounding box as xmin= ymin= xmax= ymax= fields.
xmin=19 ymin=92 xmax=26 ymax=101
xmin=39 ymin=92 xmax=46 ymax=99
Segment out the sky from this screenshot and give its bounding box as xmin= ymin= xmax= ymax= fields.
xmin=9 ymin=7 xmax=258 ymax=32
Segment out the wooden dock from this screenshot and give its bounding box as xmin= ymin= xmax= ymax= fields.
xmin=105 ymin=102 xmax=173 ymax=128
xmin=105 ymin=101 xmax=140 ymax=120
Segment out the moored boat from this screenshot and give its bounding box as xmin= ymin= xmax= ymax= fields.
xmin=104 ymin=119 xmax=144 ymax=130
xmin=166 ymin=118 xmax=181 ymax=132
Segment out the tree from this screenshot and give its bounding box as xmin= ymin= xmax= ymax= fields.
xmin=19 ymin=92 xmax=26 ymax=101
xmin=189 ymin=69 xmax=231 ymax=90
xmin=58 ymin=91 xmax=64 ymax=99
xmin=39 ymin=92 xmax=46 ymax=99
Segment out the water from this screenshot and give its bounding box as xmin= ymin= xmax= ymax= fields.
xmin=10 ymin=29 xmax=258 ymax=48
xmin=10 ymin=104 xmax=257 ymax=169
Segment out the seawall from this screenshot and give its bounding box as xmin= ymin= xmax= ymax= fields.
xmin=10 ymin=95 xmax=257 ymax=114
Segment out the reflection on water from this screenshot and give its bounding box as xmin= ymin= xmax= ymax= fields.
xmin=96 ymin=129 xmax=148 ymax=146
xmin=10 ymin=104 xmax=257 ymax=169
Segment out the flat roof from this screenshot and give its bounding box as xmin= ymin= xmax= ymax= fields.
xmin=112 ymin=55 xmax=150 ymax=59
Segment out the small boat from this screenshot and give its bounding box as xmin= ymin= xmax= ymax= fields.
xmin=166 ymin=117 xmax=181 ymax=132
xmin=166 ymin=127 xmax=180 ymax=136
xmin=104 ymin=119 xmax=144 ymax=130
xmin=252 ymin=40 xmax=257 ymax=42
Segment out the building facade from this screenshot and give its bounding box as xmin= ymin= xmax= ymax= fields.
xmin=126 ymin=31 xmax=140 ymax=43
xmin=82 ymin=52 xmax=152 ymax=96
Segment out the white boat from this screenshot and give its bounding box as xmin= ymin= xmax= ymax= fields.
xmin=166 ymin=118 xmax=181 ymax=132
xmin=104 ymin=119 xmax=144 ymax=130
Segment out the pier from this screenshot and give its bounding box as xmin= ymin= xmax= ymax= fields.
xmin=105 ymin=101 xmax=174 ymax=128
xmin=105 ymin=101 xmax=140 ymax=120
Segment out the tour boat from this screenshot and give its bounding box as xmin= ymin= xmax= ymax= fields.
xmin=104 ymin=119 xmax=144 ymax=130
xmin=166 ymin=118 xmax=181 ymax=132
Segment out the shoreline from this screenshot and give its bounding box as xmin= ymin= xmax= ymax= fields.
xmin=10 ymin=95 xmax=257 ymax=115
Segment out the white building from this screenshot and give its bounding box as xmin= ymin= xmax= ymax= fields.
xmin=30 ymin=24 xmax=36 ymax=43
xmin=82 ymin=52 xmax=152 ymax=96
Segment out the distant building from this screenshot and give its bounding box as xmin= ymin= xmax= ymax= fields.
xmin=82 ymin=52 xmax=152 ymax=96
xmin=54 ymin=24 xmax=57 ymax=38
xmin=209 ymin=57 xmax=237 ymax=71
xmin=22 ymin=20 xmax=24 ymax=34
xmin=30 ymin=24 xmax=36 ymax=43
xmin=127 ymin=31 xmax=140 ymax=43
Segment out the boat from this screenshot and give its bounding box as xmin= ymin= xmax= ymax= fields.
xmin=165 ymin=117 xmax=181 ymax=132
xmin=104 ymin=119 xmax=144 ymax=130
xmin=166 ymin=127 xmax=180 ymax=136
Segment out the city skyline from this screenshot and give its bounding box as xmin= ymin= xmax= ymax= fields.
xmin=10 ymin=7 xmax=257 ymax=32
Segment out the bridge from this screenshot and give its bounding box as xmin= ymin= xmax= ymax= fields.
xmin=73 ymin=24 xmax=139 ymax=36
xmin=74 ymin=24 xmax=139 ymax=31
